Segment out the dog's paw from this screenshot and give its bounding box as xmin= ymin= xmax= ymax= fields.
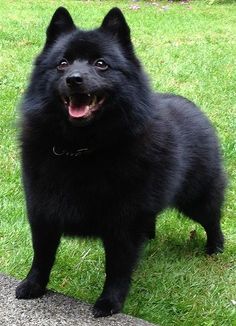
xmin=16 ymin=279 xmax=45 ymax=299
xmin=206 ymin=244 xmax=224 ymax=255
xmin=92 ymin=297 xmax=122 ymax=318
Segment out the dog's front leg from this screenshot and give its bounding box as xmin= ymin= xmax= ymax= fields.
xmin=16 ymin=218 xmax=61 ymax=299
xmin=93 ymin=230 xmax=145 ymax=317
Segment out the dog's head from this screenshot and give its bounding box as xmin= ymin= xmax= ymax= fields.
xmin=32 ymin=7 xmax=148 ymax=126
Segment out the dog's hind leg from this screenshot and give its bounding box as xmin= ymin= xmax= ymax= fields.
xmin=179 ymin=191 xmax=225 ymax=255
xmin=146 ymin=215 xmax=156 ymax=240
xmin=182 ymin=202 xmax=224 ymax=255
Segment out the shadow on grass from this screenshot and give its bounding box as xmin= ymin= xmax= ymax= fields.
xmin=144 ymin=234 xmax=206 ymax=261
xmin=212 ymin=0 xmax=236 ymax=4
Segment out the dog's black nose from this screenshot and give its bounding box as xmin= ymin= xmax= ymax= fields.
xmin=66 ymin=74 xmax=83 ymax=87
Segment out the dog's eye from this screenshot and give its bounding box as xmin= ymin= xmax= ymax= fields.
xmin=57 ymin=59 xmax=69 ymax=71
xmin=94 ymin=59 xmax=108 ymax=71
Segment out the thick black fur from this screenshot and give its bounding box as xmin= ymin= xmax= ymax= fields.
xmin=16 ymin=7 xmax=226 ymax=317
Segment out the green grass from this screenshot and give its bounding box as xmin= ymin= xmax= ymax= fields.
xmin=0 ymin=1 xmax=235 ymax=325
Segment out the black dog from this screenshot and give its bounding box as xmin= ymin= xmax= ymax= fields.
xmin=16 ymin=7 xmax=226 ymax=317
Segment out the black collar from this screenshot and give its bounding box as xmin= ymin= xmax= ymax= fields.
xmin=52 ymin=145 xmax=90 ymax=157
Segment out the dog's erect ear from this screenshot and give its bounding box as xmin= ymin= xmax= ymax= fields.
xmin=45 ymin=7 xmax=76 ymax=47
xmin=100 ymin=8 xmax=131 ymax=46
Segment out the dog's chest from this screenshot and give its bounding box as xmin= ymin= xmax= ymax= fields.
xmin=36 ymin=153 xmax=136 ymax=209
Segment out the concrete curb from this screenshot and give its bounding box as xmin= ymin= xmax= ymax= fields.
xmin=0 ymin=274 xmax=157 ymax=326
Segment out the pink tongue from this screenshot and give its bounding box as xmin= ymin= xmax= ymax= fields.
xmin=68 ymin=103 xmax=89 ymax=118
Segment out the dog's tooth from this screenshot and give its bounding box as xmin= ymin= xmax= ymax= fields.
xmin=92 ymin=95 xmax=97 ymax=107
xmin=98 ymin=97 xmax=105 ymax=105
xmin=88 ymin=93 xmax=91 ymax=97
xmin=64 ymin=97 xmax=70 ymax=105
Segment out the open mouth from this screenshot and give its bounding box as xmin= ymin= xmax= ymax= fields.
xmin=63 ymin=93 xmax=105 ymax=119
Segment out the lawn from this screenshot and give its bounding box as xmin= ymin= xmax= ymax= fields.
xmin=0 ymin=0 xmax=235 ymax=325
